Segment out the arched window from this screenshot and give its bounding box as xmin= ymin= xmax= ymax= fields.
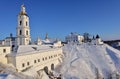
xmin=34 ymin=60 xmax=36 ymax=63
xmin=20 ymin=21 xmax=22 ymax=25
xmin=51 ymin=64 xmax=54 ymax=70
xmin=20 ymin=30 xmax=22 ymax=35
xmin=26 ymin=21 xmax=28 ymax=26
xmin=22 ymin=63 xmax=25 ymax=67
xmin=44 ymin=66 xmax=48 ymax=74
xmin=27 ymin=62 xmax=29 ymax=66
xmin=26 ymin=30 xmax=28 ymax=35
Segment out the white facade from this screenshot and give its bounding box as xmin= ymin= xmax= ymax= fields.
xmin=96 ymin=38 xmax=103 ymax=45
xmin=16 ymin=5 xmax=31 ymax=45
xmin=36 ymin=37 xmax=42 ymax=45
xmin=53 ymin=40 xmax=62 ymax=47
xmin=7 ymin=45 xmax=63 ymax=72
xmin=65 ymin=33 xmax=84 ymax=43
xmin=0 ymin=40 xmax=5 ymax=45
xmin=0 ymin=46 xmax=11 ymax=64
xmin=91 ymin=35 xmax=103 ymax=45
xmin=0 ymin=36 xmax=16 ymax=51
xmin=4 ymin=38 xmax=11 ymax=46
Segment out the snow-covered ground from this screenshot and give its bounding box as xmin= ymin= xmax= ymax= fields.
xmin=59 ymin=43 xmax=120 ymax=79
xmin=1 ymin=43 xmax=120 ymax=79
xmin=0 ymin=74 xmax=20 ymax=79
xmin=0 ymin=62 xmax=33 ymax=79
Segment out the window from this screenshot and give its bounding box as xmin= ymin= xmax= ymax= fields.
xmin=34 ymin=60 xmax=36 ymax=63
xmin=26 ymin=30 xmax=28 ymax=35
xmin=26 ymin=21 xmax=28 ymax=26
xmin=38 ymin=59 xmax=40 ymax=62
xmin=42 ymin=58 xmax=44 ymax=61
xmin=20 ymin=21 xmax=22 ymax=25
xmin=51 ymin=56 xmax=53 ymax=58
xmin=45 ymin=57 xmax=47 ymax=60
xmin=20 ymin=30 xmax=22 ymax=35
xmin=22 ymin=63 xmax=25 ymax=67
xmin=49 ymin=56 xmax=51 ymax=59
xmin=3 ymin=49 xmax=6 ymax=53
xmin=27 ymin=62 xmax=29 ymax=66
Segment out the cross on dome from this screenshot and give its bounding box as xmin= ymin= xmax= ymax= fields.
xmin=21 ymin=4 xmax=26 ymax=12
xmin=19 ymin=4 xmax=27 ymax=16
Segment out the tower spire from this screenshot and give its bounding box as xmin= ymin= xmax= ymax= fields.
xmin=19 ymin=4 xmax=27 ymax=16
xmin=45 ymin=33 xmax=48 ymax=40
xmin=17 ymin=4 xmax=31 ymax=45
xmin=21 ymin=4 xmax=26 ymax=12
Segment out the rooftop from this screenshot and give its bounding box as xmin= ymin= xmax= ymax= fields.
xmin=8 ymin=45 xmax=61 ymax=56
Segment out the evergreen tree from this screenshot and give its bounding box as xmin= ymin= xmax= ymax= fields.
xmin=96 ymin=34 xmax=100 ymax=39
xmin=93 ymin=35 xmax=95 ymax=40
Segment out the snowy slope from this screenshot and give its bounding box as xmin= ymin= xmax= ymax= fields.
xmin=60 ymin=43 xmax=120 ymax=79
xmin=0 ymin=63 xmax=32 ymax=79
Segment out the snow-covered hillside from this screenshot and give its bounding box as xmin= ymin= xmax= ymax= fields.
xmin=1 ymin=43 xmax=120 ymax=79
xmin=59 ymin=43 xmax=120 ymax=79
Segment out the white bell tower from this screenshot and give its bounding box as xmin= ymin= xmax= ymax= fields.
xmin=16 ymin=4 xmax=31 ymax=45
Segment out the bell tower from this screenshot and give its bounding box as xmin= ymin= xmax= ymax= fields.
xmin=16 ymin=4 xmax=31 ymax=45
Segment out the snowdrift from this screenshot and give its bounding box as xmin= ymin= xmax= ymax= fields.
xmin=60 ymin=43 xmax=120 ymax=79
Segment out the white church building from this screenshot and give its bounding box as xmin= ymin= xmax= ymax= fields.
xmin=0 ymin=5 xmax=63 ymax=73
xmin=65 ymin=32 xmax=84 ymax=43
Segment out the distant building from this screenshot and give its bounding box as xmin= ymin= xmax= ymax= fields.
xmin=65 ymin=32 xmax=84 ymax=43
xmin=42 ymin=33 xmax=62 ymax=47
xmin=0 ymin=34 xmax=16 ymax=51
xmin=96 ymin=35 xmax=103 ymax=44
xmin=91 ymin=35 xmax=103 ymax=45
xmin=0 ymin=40 xmax=5 ymax=45
xmin=35 ymin=37 xmax=42 ymax=45
xmin=53 ymin=39 xmax=62 ymax=47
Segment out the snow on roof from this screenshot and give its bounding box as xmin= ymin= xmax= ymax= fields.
xmin=42 ymin=38 xmax=58 ymax=44
xmin=10 ymin=45 xmax=60 ymax=56
xmin=17 ymin=45 xmax=51 ymax=53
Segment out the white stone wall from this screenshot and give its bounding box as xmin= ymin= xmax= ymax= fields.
xmin=66 ymin=33 xmax=84 ymax=43
xmin=0 ymin=40 xmax=5 ymax=45
xmin=96 ymin=38 xmax=103 ymax=45
xmin=78 ymin=36 xmax=84 ymax=43
xmin=0 ymin=46 xmax=11 ymax=64
xmin=7 ymin=55 xmax=16 ymax=67
xmin=53 ymin=41 xmax=62 ymax=47
xmin=4 ymin=38 xmax=12 ymax=46
xmin=8 ymin=48 xmax=63 ymax=72
xmin=36 ymin=38 xmax=42 ymax=45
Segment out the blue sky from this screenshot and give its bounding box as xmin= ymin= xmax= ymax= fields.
xmin=0 ymin=0 xmax=120 ymax=41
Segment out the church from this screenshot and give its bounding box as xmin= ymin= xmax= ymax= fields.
xmin=0 ymin=4 xmax=63 ymax=73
